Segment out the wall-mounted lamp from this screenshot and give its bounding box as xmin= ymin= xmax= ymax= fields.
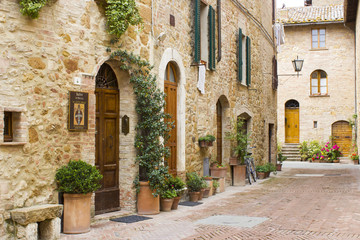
xmin=154 ymin=32 xmax=167 ymax=48
xmin=278 ymin=56 xmax=304 ymax=77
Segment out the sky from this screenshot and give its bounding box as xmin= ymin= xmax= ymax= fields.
xmin=276 ymin=0 xmax=304 ymax=8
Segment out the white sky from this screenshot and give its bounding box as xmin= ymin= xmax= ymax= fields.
xmin=276 ymin=0 xmax=304 ymax=8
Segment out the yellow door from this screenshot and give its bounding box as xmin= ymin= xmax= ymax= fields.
xmin=285 ymin=108 xmax=299 ymax=143
xmin=332 ymin=121 xmax=352 ymax=157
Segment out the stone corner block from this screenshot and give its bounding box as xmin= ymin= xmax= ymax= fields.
xmin=10 ymin=204 xmax=63 ymax=225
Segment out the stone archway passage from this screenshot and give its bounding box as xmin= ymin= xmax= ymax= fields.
xmin=332 ymin=121 xmax=352 ymax=157
xmin=95 ymin=63 xmax=120 ymax=214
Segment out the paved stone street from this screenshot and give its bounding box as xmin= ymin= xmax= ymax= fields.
xmin=61 ymin=162 xmax=360 ymax=240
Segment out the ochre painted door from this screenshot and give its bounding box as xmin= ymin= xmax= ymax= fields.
xmin=95 ymin=88 xmax=120 ymax=214
xmin=216 ymin=101 xmax=222 ymax=164
xmin=285 ymin=108 xmax=299 ymax=143
xmin=164 ymin=81 xmax=177 ymax=176
xmin=332 ymin=121 xmax=352 ymax=156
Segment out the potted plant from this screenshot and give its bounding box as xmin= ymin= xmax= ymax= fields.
xmin=255 ymin=164 xmax=268 ymax=179
xmin=198 ymin=179 xmax=208 ymax=200
xmin=351 ymin=152 xmax=359 ymax=164
xmin=277 ymin=151 xmax=286 ymax=171
xmin=212 ymin=180 xmax=219 ymax=195
xmin=210 ymin=163 xmax=227 ymax=178
xmin=202 ymin=176 xmax=212 ymax=197
xmin=186 ymin=172 xmax=203 ymax=202
xmin=198 ymin=134 xmax=216 ymax=147
xmin=160 ymin=188 xmax=177 ymax=212
xmin=55 ymin=160 xmax=103 ymax=234
xmin=166 ymin=176 xmax=186 ymax=210
xmin=225 ymin=118 xmax=250 ymax=165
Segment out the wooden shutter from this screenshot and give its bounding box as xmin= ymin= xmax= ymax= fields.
xmin=217 ymin=0 xmax=221 ymax=62
xmin=238 ymin=28 xmax=243 ymax=82
xmin=208 ymin=5 xmax=216 ymax=70
xmin=246 ymin=36 xmax=251 ymax=86
xmin=272 ymin=56 xmax=278 ymax=90
xmin=194 ymin=0 xmax=201 ymax=63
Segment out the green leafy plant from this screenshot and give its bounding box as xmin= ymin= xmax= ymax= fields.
xmin=277 ymin=152 xmax=287 ymax=163
xmin=166 ymin=176 xmax=186 ymax=196
xmin=225 ymin=118 xmax=251 ymax=165
xmin=186 ymin=172 xmax=203 ymax=192
xmin=256 ymin=163 xmax=277 ymax=174
xmin=212 ymin=180 xmax=219 ymax=189
xmin=105 ymin=0 xmax=143 ymax=38
xmin=55 ymin=160 xmax=103 ymax=194
xmin=160 ymin=189 xmax=177 ymax=199
xmin=19 ymin=0 xmax=49 ymax=18
xmin=201 ymin=179 xmax=208 ymax=189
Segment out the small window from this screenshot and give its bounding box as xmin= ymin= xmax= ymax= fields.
xmin=4 ymin=112 xmax=12 ymax=142
xmin=310 ymin=70 xmax=327 ymax=95
xmin=314 ymin=121 xmax=318 ymax=128
xmin=164 ymin=63 xmax=177 ymax=83
xmin=312 ymin=28 xmax=326 ymax=49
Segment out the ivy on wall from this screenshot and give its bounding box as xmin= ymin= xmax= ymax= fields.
xmin=109 ymin=49 xmax=173 ymax=196
xmin=19 ymin=0 xmax=49 ymax=19
xmin=19 ymin=0 xmax=143 ymax=38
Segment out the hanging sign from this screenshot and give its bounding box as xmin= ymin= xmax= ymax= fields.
xmin=68 ymin=91 xmax=88 ymax=131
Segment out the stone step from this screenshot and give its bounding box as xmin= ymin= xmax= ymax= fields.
xmin=285 ymin=157 xmax=302 ymax=161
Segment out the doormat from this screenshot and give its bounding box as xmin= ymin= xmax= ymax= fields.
xmin=178 ymin=201 xmax=203 ymax=207
xmin=110 ymin=215 xmax=152 ymax=223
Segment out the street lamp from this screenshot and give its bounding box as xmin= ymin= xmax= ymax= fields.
xmin=292 ymin=56 xmax=304 ymax=76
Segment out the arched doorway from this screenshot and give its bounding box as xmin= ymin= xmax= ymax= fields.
xmin=285 ymin=100 xmax=299 ymax=143
xmin=332 ymin=121 xmax=352 ymax=156
xmin=95 ymin=63 xmax=120 ymax=214
xmin=164 ymin=62 xmax=177 ymax=175
xmin=216 ymin=100 xmax=222 ymax=164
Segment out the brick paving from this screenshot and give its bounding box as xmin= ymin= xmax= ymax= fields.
xmin=61 ymin=162 xmax=360 ymax=240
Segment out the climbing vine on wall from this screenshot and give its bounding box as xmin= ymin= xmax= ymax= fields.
xmin=19 ymin=0 xmax=49 ymax=19
xmin=109 ymin=49 xmax=172 ymax=196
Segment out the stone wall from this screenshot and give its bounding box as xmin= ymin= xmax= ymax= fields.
xmin=277 ymin=23 xmax=355 ymax=146
xmin=0 ymin=0 xmax=277 ymax=237
xmin=355 ymin=3 xmax=360 ymax=155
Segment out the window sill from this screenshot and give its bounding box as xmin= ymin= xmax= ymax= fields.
xmin=310 ymin=48 xmax=328 ymax=51
xmin=309 ymin=94 xmax=330 ymax=97
xmin=0 ymin=142 xmax=27 ymax=146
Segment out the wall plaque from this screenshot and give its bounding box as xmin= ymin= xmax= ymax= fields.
xmin=68 ymin=91 xmax=88 ymax=131
xmin=122 ymin=115 xmax=129 ymax=135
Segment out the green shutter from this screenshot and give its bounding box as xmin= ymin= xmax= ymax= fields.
xmin=194 ymin=0 xmax=201 ymax=63
xmin=208 ymin=5 xmax=216 ymax=70
xmin=246 ymin=36 xmax=251 ymax=86
xmin=238 ymin=28 xmax=243 ymax=82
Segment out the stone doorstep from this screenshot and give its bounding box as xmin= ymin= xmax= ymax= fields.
xmin=10 ymin=204 xmax=63 ymax=225
xmin=92 ymin=209 xmax=134 ymax=225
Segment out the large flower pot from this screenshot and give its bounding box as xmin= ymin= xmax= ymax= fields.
xmin=257 ymin=172 xmax=266 ymax=179
xmin=198 ymin=189 xmax=205 ymax=200
xmin=210 ymin=167 xmax=227 ymax=178
xmin=160 ymin=198 xmax=174 ymax=212
xmin=203 ymin=188 xmax=210 ymax=198
xmin=63 ymin=193 xmax=92 ymax=234
xmin=233 ymin=165 xmax=246 ymax=186
xmin=354 ymin=159 xmax=359 ymax=165
xmin=276 ymin=163 xmax=282 ymax=171
xmin=229 ymin=157 xmax=239 ymax=166
xmin=189 ymin=192 xmax=200 ymax=202
xmin=137 ymin=181 xmax=160 ymax=215
xmin=171 ymin=196 xmax=181 ymax=210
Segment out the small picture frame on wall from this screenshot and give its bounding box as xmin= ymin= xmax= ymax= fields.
xmin=68 ymin=91 xmax=88 ymax=131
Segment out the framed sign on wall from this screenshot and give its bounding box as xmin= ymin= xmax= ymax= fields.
xmin=68 ymin=91 xmax=88 ymax=131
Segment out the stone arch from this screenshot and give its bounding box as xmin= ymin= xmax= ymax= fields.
xmin=215 ymin=95 xmax=230 ymax=164
xmin=159 ymin=48 xmax=186 ymax=175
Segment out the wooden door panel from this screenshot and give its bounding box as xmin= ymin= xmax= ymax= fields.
xmin=285 ymin=108 xmax=299 ymax=143
xmin=332 ymin=121 xmax=352 ymax=156
xmin=216 ymin=102 xmax=222 ymax=164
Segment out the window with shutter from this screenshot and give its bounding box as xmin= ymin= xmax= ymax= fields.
xmin=246 ymin=36 xmax=251 ymax=86
xmin=237 ymin=28 xmax=243 ymax=82
xmin=208 ymin=5 xmax=216 ymax=70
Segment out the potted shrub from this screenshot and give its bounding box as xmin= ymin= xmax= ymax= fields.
xmin=210 ymin=163 xmax=227 ymax=178
xmin=255 ymin=164 xmax=268 ymax=179
xmin=202 ymin=176 xmax=212 ymax=198
xmin=166 ymin=176 xmax=186 ymax=210
xmin=212 ymin=180 xmax=219 ymax=195
xmin=198 ymin=134 xmax=216 ymax=147
xmin=160 ymin=188 xmax=177 ymax=212
xmin=55 ymin=160 xmax=103 ymax=234
xmin=186 ymin=172 xmax=203 ymax=202
xmin=277 ymin=151 xmax=287 ymax=171
xmin=351 ymin=152 xmax=359 ymax=164
xmin=198 ymin=179 xmax=208 ymax=200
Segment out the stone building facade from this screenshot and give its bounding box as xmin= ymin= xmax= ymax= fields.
xmin=0 ymin=0 xmax=277 ymax=238
xmin=277 ymin=1 xmax=355 ymax=156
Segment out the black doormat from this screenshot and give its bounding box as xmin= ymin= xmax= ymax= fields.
xmin=110 ymin=215 xmax=152 ymax=223
xmin=178 ymin=201 xmax=203 ymax=207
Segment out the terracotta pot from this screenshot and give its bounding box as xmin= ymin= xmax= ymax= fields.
xmin=257 ymin=172 xmax=266 ymax=179
xmin=189 ymin=192 xmax=200 ymax=202
xmin=198 ymin=189 xmax=205 ymax=200
xmin=199 ymin=140 xmax=207 ymax=148
xmin=210 ymin=167 xmax=227 ymax=178
xmin=207 ymin=141 xmax=213 ymax=146
xmin=205 ymin=180 xmax=213 ymax=196
xmin=203 ymin=188 xmax=210 ymax=198
xmin=354 ymin=159 xmax=359 ymax=165
xmin=160 ymin=198 xmax=174 ymax=212
xmin=213 ymin=188 xmax=217 ymax=195
xmin=171 ymin=196 xmax=181 ymax=210
xmin=265 ymin=171 xmax=270 ymax=178
xmin=63 ymin=193 xmax=92 ymax=234
xmin=233 ymin=165 xmax=246 ymax=186
xmin=137 ymin=181 xmax=160 ymax=215
xmin=204 ymin=176 xmax=213 ymax=180
xmin=276 ymin=163 xmax=282 ymax=171
xmin=229 ymin=157 xmax=239 ymax=166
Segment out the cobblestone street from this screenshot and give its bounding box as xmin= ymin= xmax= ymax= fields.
xmin=61 ymin=162 xmax=360 ymax=240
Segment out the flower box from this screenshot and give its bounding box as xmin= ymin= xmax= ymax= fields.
xmin=210 ymin=167 xmax=227 ymax=178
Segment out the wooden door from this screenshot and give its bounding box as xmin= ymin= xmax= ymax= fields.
xmin=95 ymin=64 xmax=120 ymax=214
xmin=332 ymin=121 xmax=352 ymax=156
xmin=285 ymin=108 xmax=299 ymax=143
xmin=164 ymin=63 xmax=177 ymax=176
xmin=216 ymin=101 xmax=222 ymax=164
